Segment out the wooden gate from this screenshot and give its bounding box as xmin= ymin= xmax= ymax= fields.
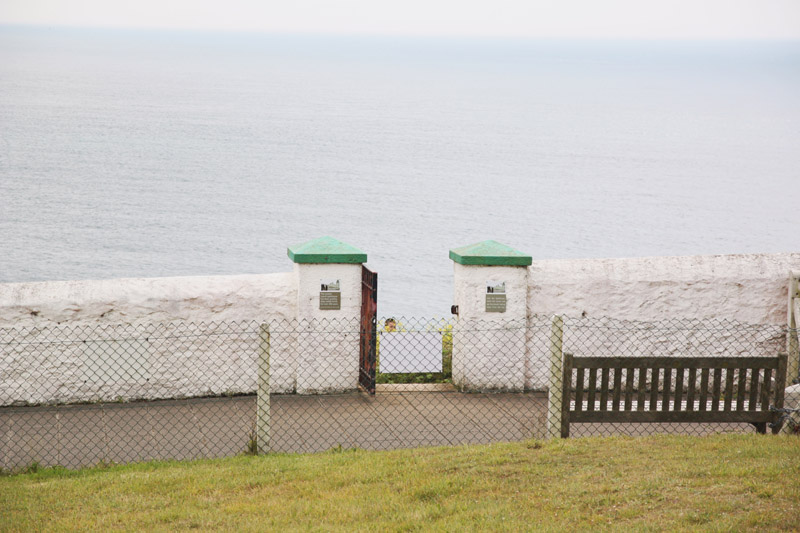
xmin=359 ymin=265 xmax=378 ymax=394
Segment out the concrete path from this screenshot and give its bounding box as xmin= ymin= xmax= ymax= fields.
xmin=1 ymin=387 xmax=754 ymax=470
xmin=1 ymin=389 xmax=548 ymax=470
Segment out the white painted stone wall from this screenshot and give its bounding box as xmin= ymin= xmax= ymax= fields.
xmin=294 ymin=263 xmax=362 ymax=393
xmin=0 ymin=273 xmax=297 ymax=404
xmin=0 ymin=273 xmax=297 ymax=326
xmin=525 ymin=253 xmax=800 ymax=390
xmin=528 ymin=253 xmax=800 ymax=324
xmin=452 ymin=263 xmax=528 ymax=391
xmin=1 ymin=321 xmax=267 ymax=406
xmin=3 ymin=251 xmax=797 ymax=403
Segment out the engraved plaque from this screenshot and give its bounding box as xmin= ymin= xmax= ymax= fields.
xmin=485 ymin=293 xmax=506 ymax=312
xmin=320 ymin=279 xmax=341 ymax=310
xmin=486 ymin=280 xmax=506 ymax=313
xmin=320 ymin=291 xmax=341 ymax=310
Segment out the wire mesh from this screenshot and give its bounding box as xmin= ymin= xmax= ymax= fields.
xmin=0 ymin=321 xmax=264 ymax=470
xmin=0 ymin=316 xmax=795 ymax=471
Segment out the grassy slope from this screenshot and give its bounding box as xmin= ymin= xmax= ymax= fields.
xmin=1 ymin=434 xmax=798 ymax=532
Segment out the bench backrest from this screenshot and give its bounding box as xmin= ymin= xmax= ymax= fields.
xmin=560 ymin=353 xmax=788 ymax=438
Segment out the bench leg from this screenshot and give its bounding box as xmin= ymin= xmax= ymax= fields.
xmin=754 ymin=422 xmax=767 ymax=434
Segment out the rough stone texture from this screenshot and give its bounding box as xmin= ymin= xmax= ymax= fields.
xmin=524 ymin=253 xmax=800 ymax=390
xmin=0 ymin=322 xmax=263 ymax=406
xmin=526 ymin=316 xmax=558 ymax=390
xmin=0 ymin=272 xmax=297 ymax=326
xmin=453 ymin=263 xmax=528 ymax=320
xmin=452 ymin=263 xmax=528 ymax=391
xmin=0 ymin=273 xmax=297 ymax=403
xmin=3 ymin=252 xmax=797 ymax=404
xmin=527 ymin=252 xmax=800 ymax=324
xmin=294 ymin=263 xmax=362 ymax=393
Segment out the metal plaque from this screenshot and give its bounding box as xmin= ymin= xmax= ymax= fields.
xmin=320 ymin=291 xmax=341 ymax=310
xmin=485 ymin=293 xmax=506 ymax=312
xmin=486 ymin=280 xmax=506 ymax=312
xmin=320 ymin=279 xmax=341 ymax=310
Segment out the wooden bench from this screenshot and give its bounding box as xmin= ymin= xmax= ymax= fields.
xmin=559 ymin=353 xmax=788 ymax=437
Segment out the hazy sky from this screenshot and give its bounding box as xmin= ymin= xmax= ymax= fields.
xmin=1 ymin=0 xmax=799 ymax=40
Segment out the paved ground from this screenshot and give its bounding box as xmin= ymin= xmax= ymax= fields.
xmin=0 ymin=386 xmax=754 ymax=470
xmin=1 ymin=387 xmax=547 ymax=470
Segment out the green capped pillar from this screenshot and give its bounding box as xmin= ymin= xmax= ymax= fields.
xmin=288 ymin=236 xmax=367 ymax=394
xmin=450 ymin=240 xmax=532 ymax=392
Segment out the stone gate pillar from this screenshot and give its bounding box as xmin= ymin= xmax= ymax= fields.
xmin=450 ymin=240 xmax=531 ymax=391
xmin=288 ymin=236 xmax=367 ymax=393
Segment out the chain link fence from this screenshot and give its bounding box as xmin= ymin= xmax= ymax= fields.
xmin=1 ymin=316 xmax=796 ymax=471
xmin=0 ymin=321 xmax=266 ymax=471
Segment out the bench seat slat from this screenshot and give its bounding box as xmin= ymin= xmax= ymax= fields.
xmin=712 ymin=369 xmax=722 ymax=412
xmin=748 ymin=368 xmax=760 ymax=410
xmin=724 ymin=369 xmax=734 ymax=411
xmin=586 ymin=368 xmax=597 ymax=412
xmin=662 ymin=368 xmax=672 ymax=412
xmin=649 ymin=368 xmax=659 ymax=411
xmin=570 ymin=410 xmax=774 ymax=424
xmin=636 ymin=367 xmax=647 ymax=411
xmin=673 ymin=368 xmax=684 ymax=412
xmin=699 ymin=368 xmax=709 ymax=412
xmin=736 ymin=369 xmax=747 ymax=412
xmin=686 ymin=368 xmax=697 ymax=412
xmin=760 ymin=368 xmax=772 ymax=411
xmin=624 ymin=369 xmax=635 ymax=410
xmin=571 ymin=357 xmax=780 ymax=370
xmin=599 ymin=368 xmax=610 ymax=411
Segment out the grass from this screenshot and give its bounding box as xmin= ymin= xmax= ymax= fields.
xmin=376 ymin=369 xmax=451 ymax=385
xmin=1 ymin=434 xmax=798 ymax=532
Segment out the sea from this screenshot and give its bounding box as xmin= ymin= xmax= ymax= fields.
xmin=1 ymin=27 xmax=799 ymax=316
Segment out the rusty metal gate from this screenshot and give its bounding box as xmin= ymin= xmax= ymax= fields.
xmin=359 ymin=265 xmax=378 ymax=394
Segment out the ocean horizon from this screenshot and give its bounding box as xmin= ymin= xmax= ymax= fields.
xmin=1 ymin=27 xmax=799 ymax=315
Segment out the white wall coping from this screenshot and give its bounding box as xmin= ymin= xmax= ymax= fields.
xmin=530 ymin=252 xmax=800 ymax=282
xmin=0 ymin=271 xmax=297 ymax=325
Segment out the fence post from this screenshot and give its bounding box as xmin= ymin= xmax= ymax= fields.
xmin=257 ymin=323 xmax=271 ymax=454
xmin=546 ymin=314 xmax=564 ymax=439
xmin=788 ymin=271 xmax=800 ymax=385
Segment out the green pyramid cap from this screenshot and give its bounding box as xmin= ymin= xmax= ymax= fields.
xmin=288 ymin=236 xmax=367 ymax=264
xmin=449 ymin=240 xmax=532 ymax=266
